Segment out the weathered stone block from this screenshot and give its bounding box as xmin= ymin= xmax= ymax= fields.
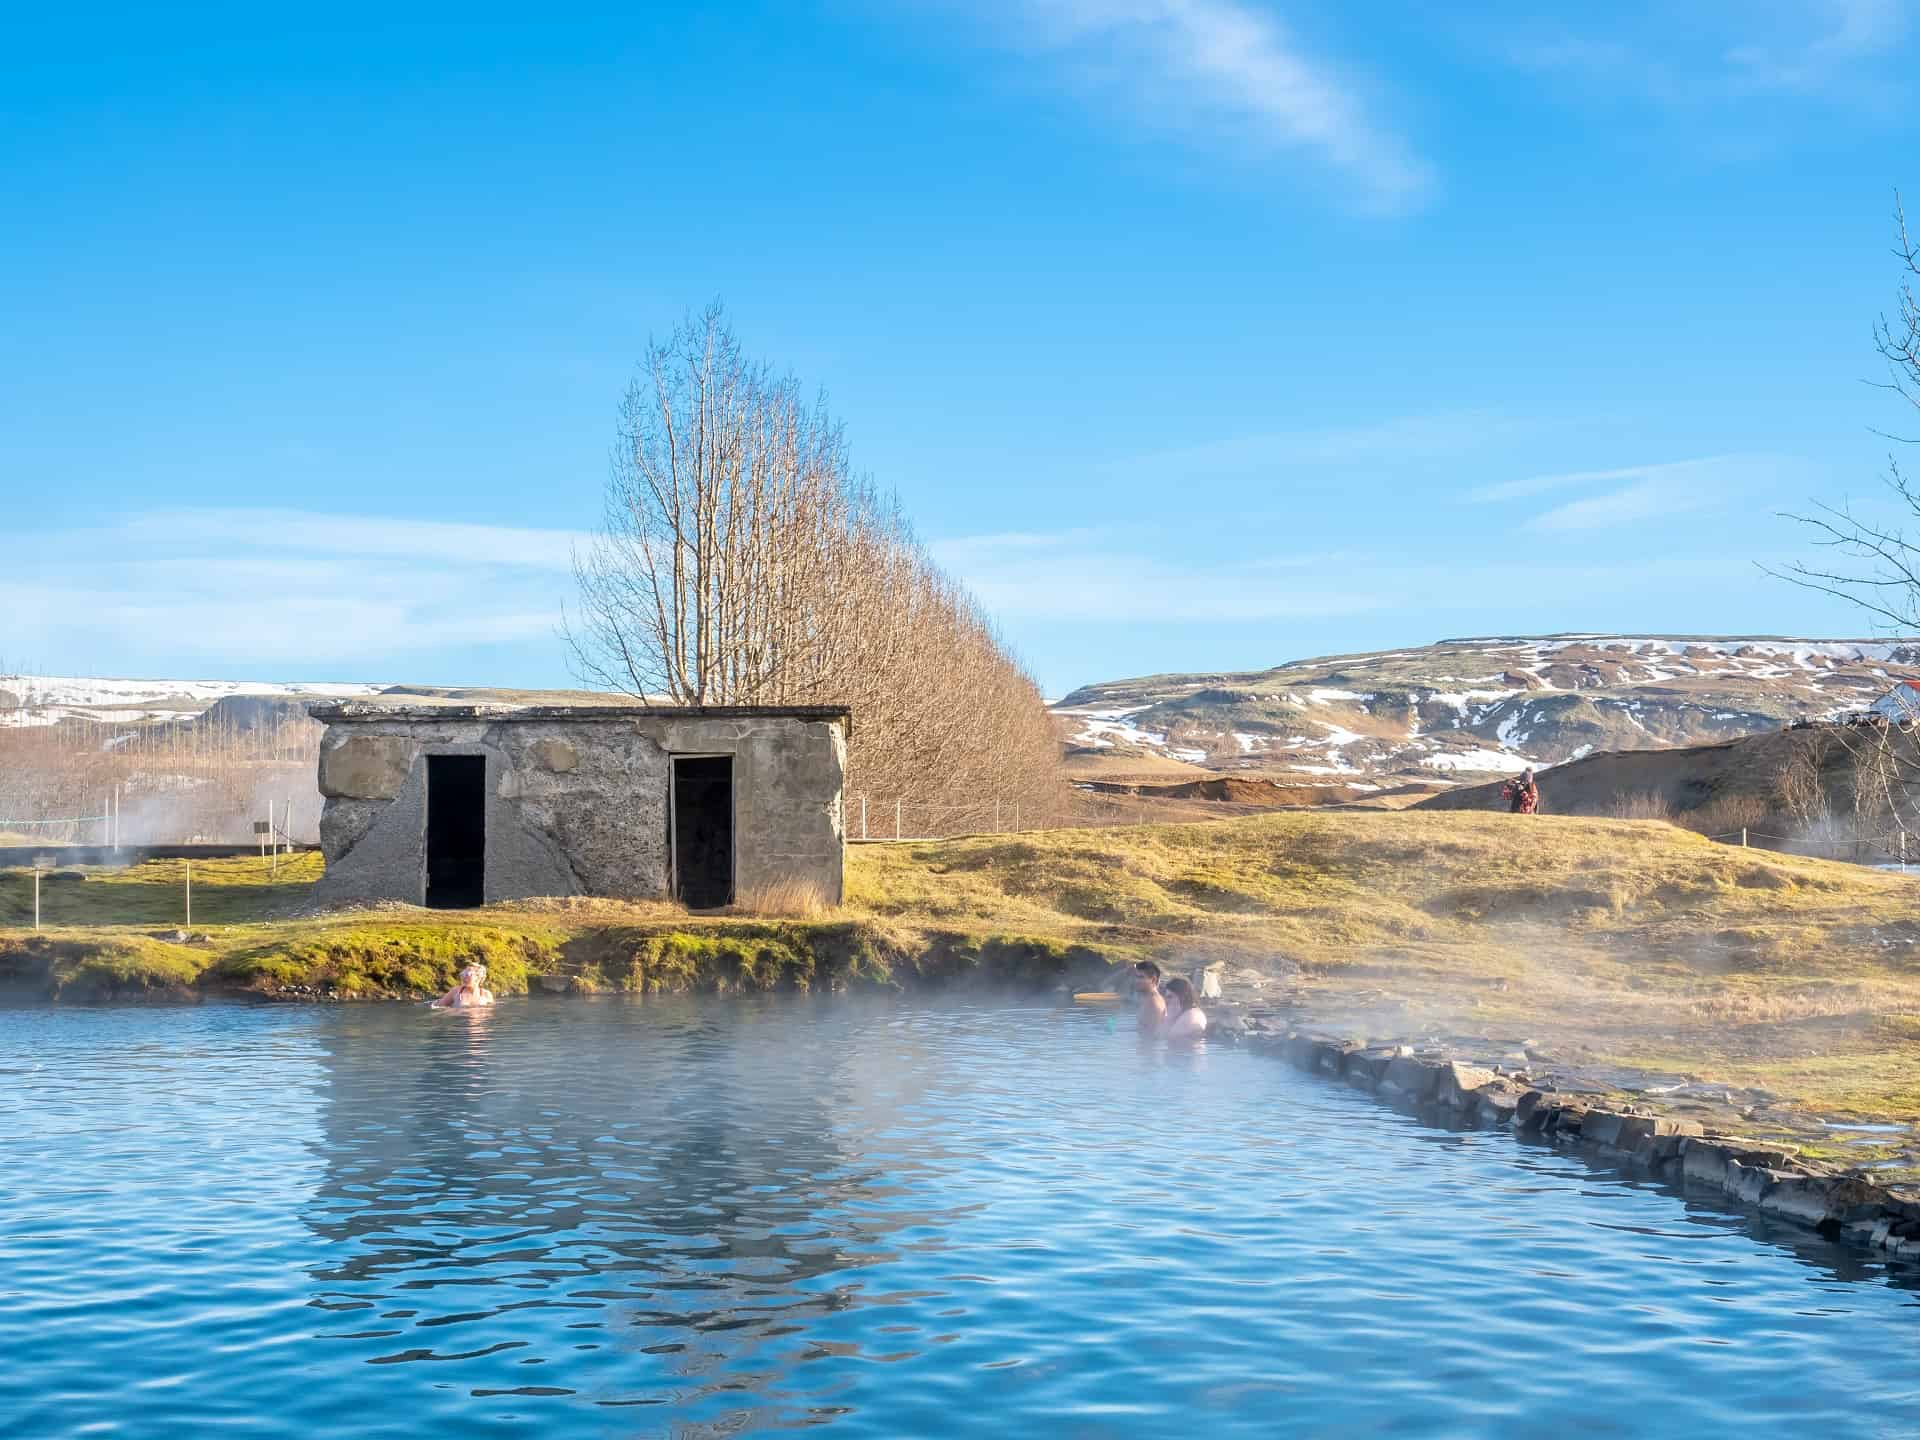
xmin=1727 ymin=1162 xmax=1788 ymax=1207
xmin=1313 ymin=1041 xmax=1358 ymax=1076
xmin=1437 ymin=1062 xmax=1497 ymax=1109
xmin=1582 ymin=1110 xmax=1629 ymax=1148
xmin=1345 ymin=1047 xmax=1398 ymax=1089
xmin=1379 ymin=1057 xmax=1441 ymax=1101
xmin=1729 ymin=1145 xmax=1797 ymax=1170
xmin=1759 ymin=1177 xmax=1843 ymax=1228
xmin=1616 ymin=1115 xmax=1703 ymax=1149
xmin=1679 ymin=1138 xmax=1730 ymax=1186
xmin=1841 ymin=1216 xmax=1885 ymax=1246
xmin=1512 ymin=1090 xmax=1557 ymax=1131
xmin=1473 ymin=1083 xmax=1523 ymax=1127
xmin=320 ymin=735 xmax=416 ymax=800
xmin=529 ymin=738 xmax=579 ymax=773
xmin=1627 ymin=1133 xmax=1687 ymax=1176
xmin=1545 ymin=1103 xmax=1589 ymax=1137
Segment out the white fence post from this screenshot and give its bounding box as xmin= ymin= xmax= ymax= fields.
xmin=895 ymin=798 xmax=902 ymax=840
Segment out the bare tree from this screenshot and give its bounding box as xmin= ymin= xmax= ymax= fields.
xmin=567 ymin=303 xmax=861 ymax=704
xmin=568 ymin=304 xmax=1066 ymax=818
xmin=1771 ymin=196 xmax=1920 ymax=623
xmin=1763 ymin=199 xmax=1920 ymax=856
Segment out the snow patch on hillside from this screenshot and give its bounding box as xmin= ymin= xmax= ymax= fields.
xmin=1059 ymin=706 xmax=1208 ymax=763
xmin=1422 ymin=749 xmax=1533 ymax=774
xmin=0 ymin=675 xmax=387 ymax=728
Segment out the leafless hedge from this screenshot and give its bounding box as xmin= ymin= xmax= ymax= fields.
xmin=568 ymin=304 xmax=1064 ymax=810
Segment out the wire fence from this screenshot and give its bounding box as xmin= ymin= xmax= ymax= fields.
xmin=2 ymin=795 xmax=304 ymax=864
xmin=845 ymin=788 xmax=1222 ymax=841
xmin=848 ymin=794 xmax=1043 ymax=841
xmin=0 ymin=793 xmax=117 ymax=846
xmin=1703 ymin=825 xmax=1920 ymax=868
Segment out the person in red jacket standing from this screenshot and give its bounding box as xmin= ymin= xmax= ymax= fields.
xmin=1503 ymin=769 xmax=1540 ymax=814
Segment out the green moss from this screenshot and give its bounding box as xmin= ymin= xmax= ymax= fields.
xmin=560 ymin=921 xmax=904 ymax=995
xmin=0 ymin=933 xmax=210 ymax=1002
xmin=208 ymin=922 xmax=558 ymax=999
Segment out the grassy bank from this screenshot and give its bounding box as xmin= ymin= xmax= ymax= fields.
xmin=8 ymin=811 xmax=1920 ymax=1132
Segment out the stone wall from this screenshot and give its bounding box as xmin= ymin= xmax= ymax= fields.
xmin=310 ymin=706 xmax=846 ymax=908
xmin=1232 ymin=1021 xmax=1920 ymax=1264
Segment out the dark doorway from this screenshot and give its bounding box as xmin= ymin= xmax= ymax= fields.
xmin=673 ymin=756 xmax=734 ymax=909
xmin=426 ymin=755 xmax=487 ymax=909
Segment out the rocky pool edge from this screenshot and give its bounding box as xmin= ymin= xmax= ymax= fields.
xmin=1236 ymin=1024 xmax=1920 ymax=1266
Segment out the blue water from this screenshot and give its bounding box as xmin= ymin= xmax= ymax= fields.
xmin=4 ymin=1000 xmax=1920 ymax=1438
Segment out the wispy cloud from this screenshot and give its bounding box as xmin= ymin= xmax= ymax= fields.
xmin=974 ymin=0 xmax=1431 ymax=209
xmin=8 ymin=508 xmax=580 ymax=674
xmin=930 ymin=525 xmax=1741 ymax=644
xmin=1499 ymin=0 xmax=1909 ymax=106
xmin=930 ymin=528 xmax=1381 ymax=622
xmin=1469 ymin=454 xmax=1752 ymax=505
xmin=1726 ymin=0 xmax=1907 ymax=91
xmin=1105 ymin=410 xmax=1521 ymax=480
xmin=117 ymin=508 xmax=586 ymax=569
xmin=1523 ymin=480 xmax=1713 ymax=533
xmin=1462 ymin=452 xmax=1811 ymax=532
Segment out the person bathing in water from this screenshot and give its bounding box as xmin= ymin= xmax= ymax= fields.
xmin=1133 ymin=960 xmax=1166 ymax=1033
xmin=1159 ymin=976 xmax=1208 ymax=1042
xmin=432 ymin=962 xmax=495 ymax=1009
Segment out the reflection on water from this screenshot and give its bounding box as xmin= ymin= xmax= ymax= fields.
xmin=4 ymin=997 xmax=1920 ymax=1437
xmin=303 ymin=999 xmax=969 ymax=1428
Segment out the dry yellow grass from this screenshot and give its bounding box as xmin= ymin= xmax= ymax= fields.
xmin=731 ymin=876 xmax=836 ymax=919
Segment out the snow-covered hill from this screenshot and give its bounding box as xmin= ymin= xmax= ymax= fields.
xmin=1054 ymin=635 xmax=1920 ymax=784
xmin=0 ymin=675 xmax=388 ymax=727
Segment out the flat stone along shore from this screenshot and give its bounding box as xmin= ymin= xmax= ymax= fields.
xmin=1233 ymin=1023 xmax=1920 ymax=1263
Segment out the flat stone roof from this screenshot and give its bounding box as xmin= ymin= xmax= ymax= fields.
xmin=307 ymin=700 xmax=852 ymax=725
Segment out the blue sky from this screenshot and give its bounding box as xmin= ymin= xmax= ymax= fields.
xmin=4 ymin=1 xmax=1918 ymax=696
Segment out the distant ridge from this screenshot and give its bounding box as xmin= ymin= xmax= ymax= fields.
xmin=1053 ymin=634 xmax=1920 ymax=786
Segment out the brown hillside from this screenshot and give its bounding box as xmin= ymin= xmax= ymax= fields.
xmin=1079 ymin=776 xmax=1376 ymax=807
xmin=1414 ymin=722 xmax=1909 ymax=846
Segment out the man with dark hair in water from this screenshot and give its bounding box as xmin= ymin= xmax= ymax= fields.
xmin=1133 ymin=961 xmax=1166 ymax=1033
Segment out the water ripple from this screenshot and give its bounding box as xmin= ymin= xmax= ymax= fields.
xmin=3 ymin=998 xmax=1920 ymax=1437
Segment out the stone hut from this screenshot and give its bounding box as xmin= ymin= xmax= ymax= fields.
xmin=306 ymin=702 xmax=849 ymax=910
